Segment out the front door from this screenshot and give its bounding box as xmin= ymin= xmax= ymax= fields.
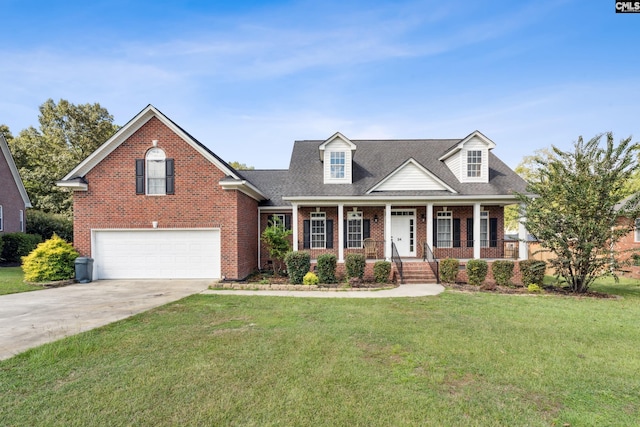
xmin=390 ymin=211 xmax=416 ymax=257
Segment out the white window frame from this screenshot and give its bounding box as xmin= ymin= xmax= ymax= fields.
xmin=271 ymin=214 xmax=286 ymax=230
xmin=311 ymin=212 xmax=326 ymax=249
xmin=635 ymin=218 xmax=640 ymax=242
xmin=330 ymin=152 xmax=346 ymax=179
xmin=467 ymin=150 xmax=482 ymax=178
xmin=480 ymin=211 xmax=489 ymax=248
xmin=19 ymin=210 xmax=24 ymax=232
xmin=347 ymin=211 xmax=363 ymax=249
xmin=146 ymin=148 xmax=166 ymax=195
xmin=437 ymin=211 xmax=452 ymax=248
xmin=0 ymin=205 xmax=3 ymax=231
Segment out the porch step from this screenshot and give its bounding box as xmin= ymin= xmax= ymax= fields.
xmin=395 ymin=261 xmax=438 ymax=284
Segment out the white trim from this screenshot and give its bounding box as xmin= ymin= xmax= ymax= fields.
xmin=0 ymin=205 xmax=3 ymax=231
xmin=438 ymin=130 xmax=496 ymax=162
xmin=635 ymin=218 xmax=640 ymax=243
xmin=56 ymin=180 xmax=88 ymax=191
xmin=367 ymin=158 xmax=457 ymax=194
xmin=19 ymin=209 xmax=24 ymax=232
xmin=283 ymin=195 xmax=520 ymax=204
xmin=338 ymin=204 xmax=344 ymax=261
xmin=219 ymin=179 xmax=267 ymax=201
xmin=0 ymin=135 xmax=32 ymax=208
xmin=436 ymin=211 xmax=453 ymax=249
xmin=318 ymin=132 xmax=356 ymax=160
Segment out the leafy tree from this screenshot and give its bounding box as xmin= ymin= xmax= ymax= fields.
xmin=504 ymin=149 xmax=556 ymax=231
xmin=261 ymin=216 xmax=292 ymax=274
xmin=517 ymin=133 xmax=640 ymax=293
xmin=229 ymin=161 xmax=254 ymax=170
xmin=0 ymin=124 xmax=13 ymax=142
xmin=8 ymin=99 xmax=119 ymax=217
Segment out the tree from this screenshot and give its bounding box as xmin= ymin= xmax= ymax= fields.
xmin=229 ymin=161 xmax=254 ymax=170
xmin=261 ymin=216 xmax=292 ymax=274
xmin=8 ymin=99 xmax=119 ymax=217
xmin=517 ymin=133 xmax=640 ymax=293
xmin=504 ymin=149 xmax=556 ymax=231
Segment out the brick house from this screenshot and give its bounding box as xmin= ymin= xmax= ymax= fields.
xmin=58 ymin=105 xmax=529 ymax=281
xmin=0 ymin=135 xmax=31 ymax=234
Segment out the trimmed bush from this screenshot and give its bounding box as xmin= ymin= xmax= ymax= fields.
xmin=22 ymin=234 xmax=79 ymax=282
xmin=284 ymin=251 xmax=311 ymax=285
xmin=519 ymin=260 xmax=546 ymax=287
xmin=1 ymin=233 xmax=42 ymax=264
xmin=467 ymin=259 xmax=488 ymax=286
xmin=527 ymin=283 xmax=543 ymax=293
xmin=345 ymin=253 xmax=366 ymax=279
xmin=492 ymin=260 xmax=515 ymax=287
xmin=373 ymin=261 xmax=392 ymax=283
xmin=303 ymin=272 xmax=319 ymax=286
xmin=317 ymin=253 xmax=337 ymax=283
xmin=26 ymin=210 xmax=73 ymax=242
xmin=439 ymin=258 xmax=459 ymax=284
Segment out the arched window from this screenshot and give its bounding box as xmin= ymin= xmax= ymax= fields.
xmin=146 ymin=148 xmax=166 ymax=195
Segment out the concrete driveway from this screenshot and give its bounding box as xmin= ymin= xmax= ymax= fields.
xmin=0 ymin=280 xmax=211 ymax=361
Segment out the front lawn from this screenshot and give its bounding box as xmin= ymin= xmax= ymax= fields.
xmin=1 ymin=282 xmax=639 ymax=426
xmin=0 ymin=266 xmax=41 ymax=295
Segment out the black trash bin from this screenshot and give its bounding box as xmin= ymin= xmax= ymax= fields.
xmin=75 ymin=257 xmax=94 ymax=283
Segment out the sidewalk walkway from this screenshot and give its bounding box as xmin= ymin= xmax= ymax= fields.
xmin=203 ymin=283 xmax=445 ymax=298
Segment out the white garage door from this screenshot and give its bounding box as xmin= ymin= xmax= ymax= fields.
xmin=93 ymin=229 xmax=221 ymax=279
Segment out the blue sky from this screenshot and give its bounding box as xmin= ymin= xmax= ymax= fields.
xmin=1 ymin=0 xmax=638 ymax=169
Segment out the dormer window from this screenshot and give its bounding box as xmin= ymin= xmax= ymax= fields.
xmin=330 ymin=152 xmax=346 ymax=179
xmin=467 ymin=150 xmax=482 ymax=178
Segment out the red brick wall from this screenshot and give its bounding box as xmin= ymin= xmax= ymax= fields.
xmin=73 ymin=116 xmax=253 ymax=279
xmin=612 ymin=217 xmax=640 ymax=278
xmin=0 ymin=147 xmax=26 ymax=234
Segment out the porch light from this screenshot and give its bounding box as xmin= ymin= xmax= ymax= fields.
xmin=374 ymin=215 xmax=378 ymax=223
xmin=421 ymin=214 xmax=426 ymax=222
xmin=152 ymin=221 xmax=158 ymax=228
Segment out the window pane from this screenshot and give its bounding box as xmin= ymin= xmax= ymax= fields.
xmin=311 ymin=212 xmax=326 ymax=249
xmin=467 ymin=150 xmax=482 ymax=178
xmin=437 ymin=212 xmax=452 ymax=248
xmin=330 ymin=152 xmax=345 ymax=179
xmin=347 ymin=212 xmax=362 ymax=248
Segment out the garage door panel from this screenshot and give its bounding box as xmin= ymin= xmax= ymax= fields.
xmin=94 ymin=230 xmax=220 ymax=279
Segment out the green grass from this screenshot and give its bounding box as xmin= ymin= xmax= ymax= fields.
xmin=2 ymin=282 xmax=640 ymax=426
xmin=0 ymin=266 xmax=42 ymax=295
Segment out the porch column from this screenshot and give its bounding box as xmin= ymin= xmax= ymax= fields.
xmin=518 ymin=203 xmax=529 ymax=260
xmin=384 ymin=203 xmax=392 ymax=260
xmin=292 ymin=203 xmax=299 ymax=251
xmin=426 ymin=202 xmax=434 ymax=251
xmin=338 ymin=203 xmax=344 ymax=262
xmin=473 ymin=202 xmax=481 ymax=259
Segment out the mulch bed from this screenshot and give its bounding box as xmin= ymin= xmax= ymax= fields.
xmin=445 ymin=282 xmax=618 ymax=298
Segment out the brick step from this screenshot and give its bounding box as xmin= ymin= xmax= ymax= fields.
xmin=393 ymin=262 xmax=438 ymax=284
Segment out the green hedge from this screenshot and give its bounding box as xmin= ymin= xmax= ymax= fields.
xmin=26 ymin=210 xmax=73 ymax=242
xmin=519 ymin=260 xmax=546 ymax=286
xmin=467 ymin=259 xmax=488 ymax=286
xmin=0 ymin=233 xmax=42 ymax=264
xmin=492 ymin=260 xmax=514 ymax=287
xmin=439 ymin=258 xmax=459 ymax=284
xmin=373 ymin=261 xmax=392 ymax=283
xmin=345 ymin=253 xmax=366 ymax=279
xmin=317 ymin=253 xmax=337 ymax=283
xmin=284 ymin=251 xmax=311 ymax=285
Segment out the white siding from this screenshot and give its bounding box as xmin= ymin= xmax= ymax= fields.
xmin=377 ymin=162 xmax=448 ymax=191
xmin=444 ymin=154 xmax=461 ymax=181
xmin=323 ymin=139 xmax=353 ymax=184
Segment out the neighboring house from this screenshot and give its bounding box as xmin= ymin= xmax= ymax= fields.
xmin=58 ymin=105 xmax=529 ymax=281
xmin=0 ymin=135 xmax=31 ymax=234
xmin=612 ymin=195 xmax=640 ymax=278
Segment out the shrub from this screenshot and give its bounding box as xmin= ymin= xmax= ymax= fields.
xmin=261 ymin=216 xmax=292 ymax=275
xmin=1 ymin=233 xmax=42 ymax=264
xmin=284 ymin=251 xmax=310 ymax=285
xmin=439 ymin=258 xmax=459 ymax=283
xmin=519 ymin=260 xmax=546 ymax=287
xmin=26 ymin=210 xmax=73 ymax=242
xmin=345 ymin=253 xmax=366 ymax=279
xmin=527 ymin=283 xmax=543 ymax=293
xmin=317 ymin=253 xmax=337 ymax=283
xmin=466 ymin=259 xmax=488 ymax=286
xmin=492 ymin=260 xmax=515 ymax=287
xmin=22 ymin=234 xmax=79 ymax=282
xmin=303 ymin=272 xmax=319 ymax=286
xmin=373 ymin=261 xmax=392 ymax=283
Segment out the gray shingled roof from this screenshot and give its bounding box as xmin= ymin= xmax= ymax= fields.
xmin=242 ymin=138 xmax=528 ymax=206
